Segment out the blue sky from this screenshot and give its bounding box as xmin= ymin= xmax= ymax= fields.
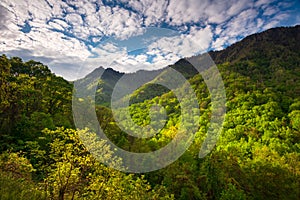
xmin=0 ymin=0 xmax=299 ymax=80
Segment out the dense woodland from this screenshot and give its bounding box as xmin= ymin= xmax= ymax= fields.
xmin=0 ymin=25 xmax=299 ymax=199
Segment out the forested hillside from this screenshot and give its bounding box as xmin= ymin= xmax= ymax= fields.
xmin=0 ymin=25 xmax=299 ymax=199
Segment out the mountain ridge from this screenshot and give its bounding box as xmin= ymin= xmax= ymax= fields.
xmin=77 ymin=24 xmax=300 ymax=106
xmin=209 ymin=25 xmax=300 ymax=64
xmin=81 ymin=24 xmax=300 ymax=80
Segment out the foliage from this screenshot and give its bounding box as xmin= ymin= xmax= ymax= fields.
xmin=0 ymin=152 xmax=45 ymax=199
xmin=0 ymin=25 xmax=300 ymax=199
xmin=0 ymin=55 xmax=73 ymax=152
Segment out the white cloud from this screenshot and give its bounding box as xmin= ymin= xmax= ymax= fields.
xmin=263 ymin=6 xmax=279 ymax=16
xmin=148 ymin=26 xmax=212 ymax=58
xmin=227 ymin=0 xmax=251 ymax=16
xmin=0 ymin=0 xmax=144 ymax=77
xmin=130 ymin=0 xmax=169 ymax=26
xmin=254 ymin=0 xmax=276 ymax=7
xmin=166 ymin=0 xmax=206 ymax=25
xmin=263 ymin=20 xmax=279 ymax=29
xmin=66 ymin=13 xmax=84 ymax=26
xmin=211 ymin=36 xmax=228 ymax=50
xmin=164 ymin=0 xmax=254 ymax=25
xmin=139 ymin=26 xmax=214 ymax=71
xmin=225 ymin=9 xmax=259 ymax=36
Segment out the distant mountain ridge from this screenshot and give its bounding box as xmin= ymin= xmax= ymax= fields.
xmin=77 ymin=25 xmax=300 ymax=106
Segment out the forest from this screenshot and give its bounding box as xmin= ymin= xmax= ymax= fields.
xmin=0 ymin=25 xmax=299 ymax=199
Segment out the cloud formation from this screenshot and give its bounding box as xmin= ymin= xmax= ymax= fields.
xmin=0 ymin=0 xmax=299 ymax=80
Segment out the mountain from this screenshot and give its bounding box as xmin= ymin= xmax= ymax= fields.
xmin=84 ymin=25 xmax=300 ymax=199
xmin=78 ymin=25 xmax=300 ymax=106
xmin=76 ymin=65 xmax=164 ymax=106
xmin=208 ymin=25 xmax=300 ymax=100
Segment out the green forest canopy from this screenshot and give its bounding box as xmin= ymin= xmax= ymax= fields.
xmin=0 ymin=25 xmax=299 ymax=199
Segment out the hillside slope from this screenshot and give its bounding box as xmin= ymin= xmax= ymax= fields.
xmin=81 ymin=25 xmax=300 ymax=105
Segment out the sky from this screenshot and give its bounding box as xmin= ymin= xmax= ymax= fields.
xmin=0 ymin=0 xmax=299 ymax=80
